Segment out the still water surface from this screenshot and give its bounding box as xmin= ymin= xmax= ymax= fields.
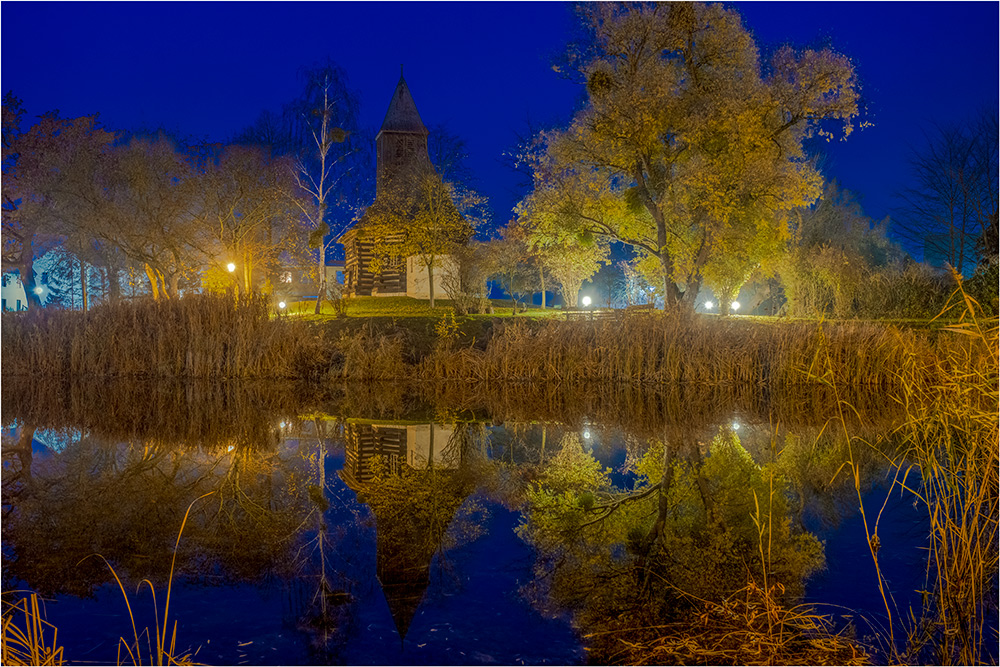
xmin=1 ymin=381 xmax=928 ymax=664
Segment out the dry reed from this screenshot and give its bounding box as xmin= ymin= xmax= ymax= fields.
xmin=1 ymin=593 xmax=65 ymax=666
xmin=1 ymin=293 xmax=320 ymax=379
xmin=594 ymin=582 xmax=868 ymax=666
xmin=891 ymin=291 xmax=999 ymax=665
xmin=3 ymin=298 xmax=983 ymax=393
xmin=422 ymin=316 xmax=967 ymax=390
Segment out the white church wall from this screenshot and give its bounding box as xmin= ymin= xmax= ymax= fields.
xmin=405 ymin=423 xmax=458 ymax=469
xmin=406 ymin=255 xmax=458 ymax=301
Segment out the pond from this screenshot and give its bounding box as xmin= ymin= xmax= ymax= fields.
xmin=1 ymin=380 xmax=933 ymax=665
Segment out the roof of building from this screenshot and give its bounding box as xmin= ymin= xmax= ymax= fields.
xmin=378 ymin=70 xmax=429 ymax=137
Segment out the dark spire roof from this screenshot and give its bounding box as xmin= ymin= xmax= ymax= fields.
xmin=378 ymin=68 xmax=429 ymax=136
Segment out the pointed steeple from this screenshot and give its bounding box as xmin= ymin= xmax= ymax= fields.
xmin=378 ymin=68 xmax=429 ymax=137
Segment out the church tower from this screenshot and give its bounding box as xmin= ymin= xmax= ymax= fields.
xmin=375 ymin=68 xmax=432 ymax=194
xmin=339 ymin=70 xmax=461 ymax=299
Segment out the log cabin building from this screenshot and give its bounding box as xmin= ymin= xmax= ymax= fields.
xmin=338 ymin=71 xmax=458 ymax=299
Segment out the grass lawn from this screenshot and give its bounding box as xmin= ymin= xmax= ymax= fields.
xmin=280 ymin=296 xmax=960 ymax=330
xmin=281 ymin=296 xmax=567 ymax=320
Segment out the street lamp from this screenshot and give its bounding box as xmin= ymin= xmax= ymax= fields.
xmin=226 ymin=262 xmax=237 ymax=273
xmin=581 ymin=295 xmax=592 ymax=308
xmin=731 ymin=301 xmax=741 ymax=312
xmin=277 ymin=301 xmax=286 ymax=310
xmin=704 ymin=300 xmax=714 ymax=310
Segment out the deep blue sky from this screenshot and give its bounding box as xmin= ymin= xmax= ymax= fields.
xmin=2 ymin=2 xmax=997 ymax=256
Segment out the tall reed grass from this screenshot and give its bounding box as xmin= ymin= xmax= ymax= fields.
xmin=424 ymin=316 xmax=968 ymax=390
xmin=1 ymin=293 xmax=321 ymax=379
xmin=891 ymin=291 xmax=998 ymax=665
xmin=814 ymin=283 xmax=998 ymax=665
xmin=3 ymin=297 xmax=987 ymax=393
xmin=1 ymin=593 xmax=64 ymax=666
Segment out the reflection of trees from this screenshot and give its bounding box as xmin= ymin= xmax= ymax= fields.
xmin=517 ymin=428 xmax=862 ymax=664
xmin=343 ymin=423 xmax=489 ymax=640
xmin=1 ymin=429 xmax=310 ymax=598
xmin=283 ymin=417 xmax=358 ymax=662
xmin=1 ymin=378 xmax=304 ymax=451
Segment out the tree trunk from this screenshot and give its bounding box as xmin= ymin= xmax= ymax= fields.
xmin=80 ymin=259 xmax=89 ymax=311
xmin=539 ymin=266 xmax=546 ymax=309
xmin=108 ymin=266 xmax=122 ymax=303
xmin=168 ymin=272 xmax=180 ymax=299
xmin=314 ymin=249 xmax=325 ymax=315
xmin=427 ymin=259 xmax=435 ymax=308
xmin=243 ymin=256 xmax=252 ymax=294
xmin=144 ymin=263 xmax=161 ymax=300
xmin=107 ymin=265 xmax=121 ymax=303
xmin=19 ymin=234 xmax=41 ymax=309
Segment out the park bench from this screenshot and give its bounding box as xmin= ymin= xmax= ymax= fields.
xmin=622 ymin=303 xmax=656 ymax=316
xmin=564 ymin=308 xmax=616 ymax=321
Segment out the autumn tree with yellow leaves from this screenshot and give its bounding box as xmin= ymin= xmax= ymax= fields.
xmin=530 ymin=2 xmax=859 ymax=312
xmin=362 ymin=167 xmax=477 ymax=308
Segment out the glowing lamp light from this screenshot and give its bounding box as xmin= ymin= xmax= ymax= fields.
xmin=226 ymin=262 xmax=236 ymax=273
xmin=278 ymin=301 xmax=287 ymax=309
xmin=704 ymin=301 xmax=714 ymax=310
xmin=583 ymin=430 xmax=591 ymax=440
xmin=227 ymin=445 xmax=235 ymax=452
xmin=279 ymin=421 xmax=287 ymax=428
xmin=581 ymin=296 xmax=592 ymax=308
xmin=731 ymin=301 xmax=741 ymax=312
xmin=33 ymin=286 xmax=44 ymax=295
xmin=732 ymin=422 xmax=740 ymax=431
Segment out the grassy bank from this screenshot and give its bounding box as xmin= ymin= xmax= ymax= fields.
xmin=1 ymin=294 xmax=991 ymax=391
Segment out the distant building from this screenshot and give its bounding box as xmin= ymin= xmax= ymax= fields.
xmin=1 ymin=273 xmax=28 ymax=311
xmin=273 ymin=261 xmax=345 ymax=300
xmin=338 ymin=71 xmax=460 ymax=299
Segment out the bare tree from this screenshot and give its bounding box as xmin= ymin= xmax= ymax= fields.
xmin=898 ymin=109 xmax=999 ymax=275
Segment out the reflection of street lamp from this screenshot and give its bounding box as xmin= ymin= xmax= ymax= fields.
xmin=226 ymin=262 xmax=236 ymax=273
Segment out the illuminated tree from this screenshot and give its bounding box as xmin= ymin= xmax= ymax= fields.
xmin=362 ymin=169 xmax=477 ymax=308
xmin=538 ymin=2 xmax=858 ymax=312
xmin=236 ymin=64 xmax=363 ymax=313
xmin=99 ymin=136 xmax=205 ymax=299
xmin=198 ymin=145 xmax=308 ymax=294
xmin=486 ymin=226 xmax=541 ymax=312
xmin=514 ymin=167 xmax=613 ymax=308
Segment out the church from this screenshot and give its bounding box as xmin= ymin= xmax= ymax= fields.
xmin=338 ymin=71 xmax=460 ymax=299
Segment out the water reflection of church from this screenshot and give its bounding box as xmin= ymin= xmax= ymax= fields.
xmin=339 ymin=421 xmax=457 ymax=490
xmin=339 ymin=420 xmax=468 ymax=641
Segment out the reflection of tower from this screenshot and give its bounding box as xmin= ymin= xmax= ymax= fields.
xmin=339 ymin=421 xmax=469 ymax=641
xmin=339 ymin=422 xmax=457 ymax=490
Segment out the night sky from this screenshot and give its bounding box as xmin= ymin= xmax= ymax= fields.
xmin=3 ymin=2 xmax=997 ymax=256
